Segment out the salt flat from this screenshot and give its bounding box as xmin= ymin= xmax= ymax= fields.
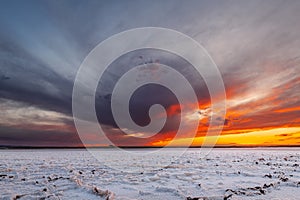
xmin=0 ymin=148 xmax=299 ymax=200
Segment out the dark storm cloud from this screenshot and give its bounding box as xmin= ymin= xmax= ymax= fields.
xmin=0 ymin=125 xmax=82 ymax=146
xmin=95 ymin=49 xmax=209 ymax=130
xmin=0 ymin=0 xmax=196 ymax=117
xmin=0 ymin=40 xmax=73 ymax=115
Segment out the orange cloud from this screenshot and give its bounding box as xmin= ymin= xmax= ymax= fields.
xmin=149 ymin=67 xmax=300 ymax=147
xmin=275 ymin=106 xmax=300 ymax=113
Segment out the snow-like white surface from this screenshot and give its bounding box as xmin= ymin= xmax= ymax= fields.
xmin=0 ymin=148 xmax=299 ymax=199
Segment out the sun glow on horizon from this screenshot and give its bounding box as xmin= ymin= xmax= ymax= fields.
xmin=151 ymin=127 xmax=300 ymax=147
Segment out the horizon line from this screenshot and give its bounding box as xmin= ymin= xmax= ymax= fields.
xmin=1 ymin=145 xmax=300 ymax=149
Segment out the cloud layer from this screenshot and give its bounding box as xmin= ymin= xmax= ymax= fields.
xmin=0 ymin=0 xmax=299 ymax=146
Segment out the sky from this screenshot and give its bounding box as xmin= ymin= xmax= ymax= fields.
xmin=0 ymin=0 xmax=300 ymax=147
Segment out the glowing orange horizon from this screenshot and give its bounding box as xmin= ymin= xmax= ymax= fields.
xmin=150 ymin=127 xmax=300 ymax=147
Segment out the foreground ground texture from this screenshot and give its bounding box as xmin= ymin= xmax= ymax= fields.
xmin=0 ymin=148 xmax=299 ymax=200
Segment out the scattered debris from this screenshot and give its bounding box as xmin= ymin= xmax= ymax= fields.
xmin=93 ymin=186 xmax=115 ymax=200
xmin=264 ymin=174 xmax=272 ymax=178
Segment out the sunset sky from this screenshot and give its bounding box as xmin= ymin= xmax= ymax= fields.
xmin=0 ymin=0 xmax=300 ymax=147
